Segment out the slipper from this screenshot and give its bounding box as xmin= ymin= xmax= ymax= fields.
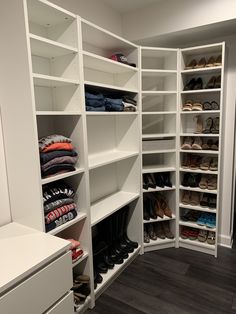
xmin=197 ymin=212 xmax=208 ymax=226
xmin=192 ymin=102 xmax=203 ymax=111
xmin=207 ymin=231 xmax=216 ymax=245
xmin=192 ymin=137 xmax=202 ymax=150
xmin=211 ymin=101 xmax=219 ymax=110
xmin=203 ymin=101 xmax=212 ymax=110
xmin=182 ymin=100 xmax=193 ymax=111
xmin=198 ymin=230 xmax=208 ymax=242
xmin=189 ymin=191 xmax=200 ymax=206
xmin=210 ymin=157 xmax=218 ymax=171
xmin=199 ymin=175 xmax=208 ymax=189
xmin=211 ymin=140 xmax=218 ymax=151
xmin=200 ymin=157 xmax=211 ymax=170
xmin=208 ymin=176 xmax=217 ymax=190
xmin=202 ymin=139 xmax=213 ymax=150
xmin=181 ymin=137 xmax=192 ymax=150
xmin=182 ymin=191 xmax=191 ymax=204
xmin=189 ymin=155 xmax=201 ymax=169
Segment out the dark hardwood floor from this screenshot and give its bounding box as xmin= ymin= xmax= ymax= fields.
xmin=86 ymin=244 xmax=236 ymax=314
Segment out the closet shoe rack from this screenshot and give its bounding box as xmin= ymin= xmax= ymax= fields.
xmin=0 ymin=0 xmax=224 ymax=312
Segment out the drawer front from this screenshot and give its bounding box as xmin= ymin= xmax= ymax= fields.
xmin=0 ymin=252 xmax=72 ymax=314
xmin=45 ymin=291 xmax=74 ymax=314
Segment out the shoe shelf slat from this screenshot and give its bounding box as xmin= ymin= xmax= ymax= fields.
xmin=143 ymin=186 xmax=176 ymax=193
xmin=181 ymin=66 xmax=222 ymax=75
xmin=143 ymin=214 xmax=176 ymax=224
xmin=179 ymin=220 xmax=216 ymax=232
xmin=179 ymin=185 xmax=218 ymax=194
xmin=180 ymin=149 xmax=219 ymax=155
xmin=179 ymin=203 xmax=217 ymax=213
xmin=179 ymin=168 xmax=218 ymax=175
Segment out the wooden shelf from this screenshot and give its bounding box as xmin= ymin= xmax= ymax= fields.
xmin=179 ymin=238 xmax=215 ymax=251
xmin=91 ymin=191 xmax=139 ymax=226
xmin=142 ymin=91 xmax=177 ymax=95
xmin=180 ymin=133 xmax=219 ymax=137
xmin=144 ymin=238 xmax=175 ymax=248
xmin=142 ymin=69 xmax=177 ymax=77
xmin=86 ymin=112 xmax=138 ymax=116
xmin=88 ymin=150 xmax=138 ymax=170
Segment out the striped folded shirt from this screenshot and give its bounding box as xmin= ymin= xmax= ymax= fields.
xmin=45 ymin=203 xmax=77 ymax=224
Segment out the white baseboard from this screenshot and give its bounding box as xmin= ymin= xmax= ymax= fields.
xmin=218 ymin=234 xmax=233 ymax=248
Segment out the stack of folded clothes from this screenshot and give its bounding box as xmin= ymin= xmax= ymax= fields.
xmin=67 ymin=239 xmax=84 ymax=263
xmin=43 ymin=181 xmax=78 ymax=232
xmin=85 ymin=92 xmax=137 ymax=112
xmin=39 ymin=134 xmax=78 ymax=178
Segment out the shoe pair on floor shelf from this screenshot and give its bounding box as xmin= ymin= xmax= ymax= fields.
xmin=192 ymin=116 xmax=219 ymax=134
xmin=72 ymin=275 xmax=90 ymax=309
xmin=181 ymin=210 xmax=216 ymax=228
xmin=143 ymin=172 xmax=172 ymax=190
xmin=92 ymin=206 xmax=138 ymax=289
xmin=184 ymin=76 xmax=221 ymax=90
xmin=181 ymin=191 xmax=217 ymax=208
xmin=181 ymin=137 xmax=219 ymax=151
xmin=181 ymin=227 xmax=215 ymax=245
xmin=185 ymin=55 xmax=222 ymax=70
xmin=144 ymin=221 xmax=174 ymax=243
xmin=182 ymin=173 xmax=217 ymax=190
xmin=143 ymin=193 xmax=173 ymax=220
xmin=182 ymin=100 xmax=219 ymax=111
xmin=182 ymin=154 xmax=218 ymax=171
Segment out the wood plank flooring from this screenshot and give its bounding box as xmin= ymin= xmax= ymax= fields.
xmin=86 ymin=244 xmax=236 ymax=314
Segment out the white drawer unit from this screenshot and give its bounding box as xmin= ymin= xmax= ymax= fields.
xmin=45 ymin=291 xmax=74 ymax=314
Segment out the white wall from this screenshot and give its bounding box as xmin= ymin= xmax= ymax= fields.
xmin=49 ymin=0 xmax=123 ymax=36
xmin=122 ymin=0 xmax=236 ymax=42
xmin=0 ymin=110 xmax=11 ymax=227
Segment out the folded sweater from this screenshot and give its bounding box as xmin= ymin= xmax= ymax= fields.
xmin=39 ymin=134 xmax=71 ymax=152
xmin=45 ymin=203 xmax=77 ymax=224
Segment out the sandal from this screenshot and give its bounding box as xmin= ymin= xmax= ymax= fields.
xmin=199 ymin=175 xmax=208 ymax=189
xmin=211 ymin=117 xmax=219 ymax=134
xmin=209 ymin=157 xmax=218 ymax=171
xmin=200 ymin=156 xmax=211 ymax=170
xmin=207 ymin=176 xmax=217 ymax=190
xmin=202 ymin=101 xmax=212 ymax=111
xmin=181 ymin=191 xmax=191 ymax=204
xmin=188 ymin=228 xmax=199 ymax=240
xmin=182 ymin=154 xmax=191 ymax=168
xmin=203 ymin=117 xmax=213 ymax=133
xmin=189 ymin=191 xmax=200 ymax=206
xmin=192 ymin=101 xmax=203 ymax=111
xmin=182 ymin=100 xmax=193 ymax=111
xmin=192 ymin=137 xmax=202 ymax=150
xmin=189 ymin=155 xmax=201 ymax=169
xmin=198 ymin=230 xmax=208 ymax=242
xmin=211 ymin=101 xmax=219 ymax=110
xmin=181 ymin=137 xmax=192 ymax=150
xmin=211 ymin=140 xmax=219 ymax=151
xmin=180 ymin=227 xmax=190 ymax=239
xmin=194 ymin=115 xmax=203 ymax=133
xmin=207 ymin=231 xmax=216 ymax=245
xmin=202 ymin=139 xmax=213 ymax=150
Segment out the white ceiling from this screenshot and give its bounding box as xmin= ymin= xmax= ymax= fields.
xmin=102 ymin=0 xmax=161 ymax=13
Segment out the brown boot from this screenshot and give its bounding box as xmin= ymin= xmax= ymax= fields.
xmin=162 ymin=221 xmax=174 ymax=239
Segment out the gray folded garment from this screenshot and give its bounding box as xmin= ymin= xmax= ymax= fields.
xmin=41 ymin=155 xmax=78 ymax=172
xmin=44 ymin=197 xmax=75 ymax=214
xmin=39 ymin=134 xmax=71 ymax=151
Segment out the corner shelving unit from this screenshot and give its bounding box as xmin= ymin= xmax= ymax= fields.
xmin=178 ymin=42 xmax=225 ymax=256
xmin=80 ymin=18 xmax=142 ymax=298
xmin=141 ymin=47 xmax=178 ymax=252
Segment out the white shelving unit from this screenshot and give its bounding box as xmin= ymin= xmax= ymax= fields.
xmin=141 ymin=47 xmax=178 ymax=252
xmin=178 ymin=42 xmax=225 ymax=256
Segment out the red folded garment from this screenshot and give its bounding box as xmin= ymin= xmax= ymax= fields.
xmin=72 ymin=248 xmax=84 ymax=262
xmin=42 ymin=142 xmax=74 ymax=153
xmin=45 ymin=203 xmax=77 ymax=224
xmin=67 ymin=238 xmax=81 ymax=250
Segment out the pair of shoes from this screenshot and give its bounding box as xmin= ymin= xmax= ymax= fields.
xmin=200 ymin=156 xmax=218 ymax=171
xmin=73 ymin=275 xmax=91 ymax=306
xmin=143 ymin=193 xmax=173 ymax=220
xmin=144 ymin=221 xmax=174 ymax=242
xmin=185 ymin=55 xmax=221 ymax=69
xmin=198 ymin=230 xmax=216 ymax=244
xmin=182 ymin=100 xmax=203 ymax=111
xmin=202 ymin=100 xmax=220 ymax=110
xmin=202 ymin=139 xmax=218 ymax=151
xmin=197 ymin=213 xmax=216 ymax=228
xmin=184 ymin=77 xmax=203 ymax=90
xmin=202 ymin=117 xmax=219 ymax=134
xmin=199 ymin=175 xmax=217 ymax=190
xmin=181 ymin=191 xmax=200 ymax=205
xmin=205 ymin=75 xmax=221 ymax=89
xmin=180 ymin=226 xmax=199 ymax=240
xmin=181 ymin=210 xmax=199 ymax=222
xmin=182 ymin=173 xmax=201 ymax=188
xmin=143 ymin=173 xmax=172 ymax=190
xmin=181 ymin=137 xmax=202 ymax=150
xmin=200 ymin=193 xmax=217 ymax=208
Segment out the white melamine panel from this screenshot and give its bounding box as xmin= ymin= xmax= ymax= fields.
xmin=34 ymin=84 xmax=81 ymax=112
xmin=37 ymin=115 xmax=86 ymax=168
xmin=33 ymin=73 xmax=79 ymax=86
xmin=87 ymin=115 xmax=139 ymax=161
xmin=0 ymin=113 xmax=11 ymax=227
xmin=89 ymin=156 xmax=140 ymax=205
xmin=142 ymin=138 xmax=176 ymax=152
xmin=0 ymin=223 xmax=70 ymax=295
xmin=45 ymin=291 xmax=74 ymax=314
xmin=31 ymin=52 xmax=79 ymax=80
xmin=142 ymin=48 xmax=177 ymax=70
xmin=0 ymin=252 xmax=72 ymax=314
xmin=142 ymin=152 xmax=176 ymax=170
xmin=142 ymin=114 xmax=176 ymax=135
xmin=27 ymin=0 xmax=78 ymax=47
xmin=142 ymin=73 xmax=177 ymax=92
xmin=142 ymin=94 xmax=176 ymax=112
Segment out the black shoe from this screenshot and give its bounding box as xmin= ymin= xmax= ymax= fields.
xmin=96 ymin=261 xmax=108 ymax=273
xmin=184 ymin=78 xmax=196 ymax=90
xmin=143 ymin=199 xmax=150 ymax=220
xmin=182 ymin=173 xmax=190 ymax=186
xmin=122 ymin=234 xmax=138 ymax=249
xmin=146 ymin=173 xmax=156 ymax=188
xmin=154 ymin=173 xmax=165 ymax=188
xmin=94 ymin=270 xmax=103 ymax=284
xmin=103 ymin=254 xmax=115 ymax=269
xmin=149 ymin=198 xmax=157 ymax=219
xmin=162 ymin=172 xmax=172 ymax=187
xmin=193 ymin=77 xmax=203 ymax=90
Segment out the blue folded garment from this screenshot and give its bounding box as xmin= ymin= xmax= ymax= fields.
xmin=86 ymin=105 xmax=106 ymax=111
xmin=85 ymin=92 xmax=104 ymax=101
